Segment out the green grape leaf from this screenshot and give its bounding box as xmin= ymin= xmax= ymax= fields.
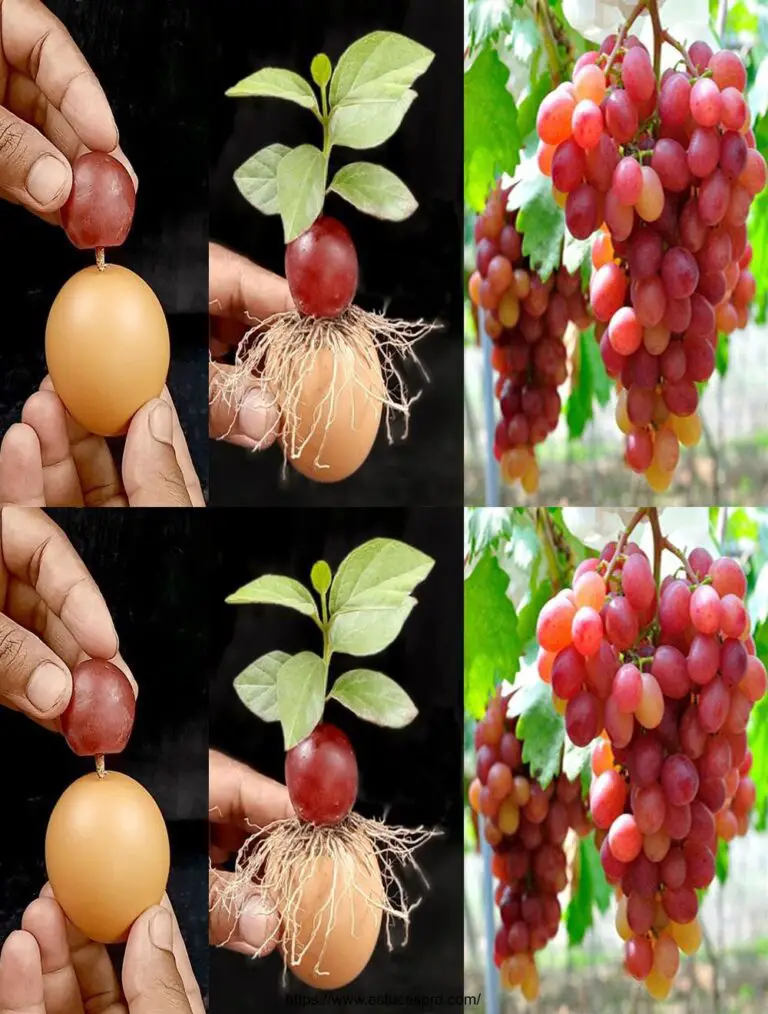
xmin=507 ymin=668 xmax=564 ymax=788
xmin=747 ymin=675 xmax=768 ymax=829
xmin=233 ymin=650 xmax=290 ymax=722
xmin=277 ymin=144 xmax=326 ymax=243
xmin=329 ymin=669 xmax=417 ymax=727
xmin=310 ymin=561 xmax=332 ymax=596
xmin=516 ymin=577 xmax=553 ymax=648
xmin=716 ymin=837 xmax=730 ymax=885
xmin=566 ymin=326 xmax=607 ymax=439
xmin=226 ymin=574 xmax=319 ymax=618
xmin=716 ymin=334 xmax=729 ymax=377
xmin=465 ymin=550 xmax=520 ymax=719
xmin=329 ymin=163 xmax=417 ymax=220
xmin=226 ymin=68 xmax=319 ymax=113
xmin=563 ymin=230 xmax=592 ymax=275
xmin=515 ymin=72 xmax=552 ymax=143
xmin=467 ymin=0 xmax=514 ymax=53
xmin=232 ymin=143 xmax=291 ymax=216
xmin=311 ymin=53 xmax=332 ymax=88
xmin=464 ymin=46 xmax=521 ymax=212
xmin=330 ymin=538 xmax=434 ymax=613
xmin=563 ymin=739 xmax=592 ymax=783
xmin=329 ymin=32 xmax=434 ymax=106
xmin=329 ymin=90 xmax=417 ymax=150
xmin=465 ymin=507 xmax=516 ymax=562
xmin=516 ymin=182 xmax=563 ymax=281
xmin=566 ymin=833 xmax=611 ymax=947
xmin=276 ymin=651 xmax=326 ymax=749
xmin=748 ymin=185 xmax=768 ymax=323
xmin=329 ymin=598 xmax=416 ymax=656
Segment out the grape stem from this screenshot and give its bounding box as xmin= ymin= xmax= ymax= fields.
xmin=96 ymin=754 xmax=105 ymax=779
xmin=648 ymin=506 xmax=699 ymax=584
xmin=604 ymin=509 xmax=648 ymax=582
xmin=604 ymin=0 xmax=648 ymax=77
xmin=96 ymin=247 xmax=105 ymax=272
xmin=535 ymin=508 xmax=565 ymax=590
xmin=533 ymin=0 xmax=563 ymax=85
xmin=660 ymin=29 xmax=698 ymax=77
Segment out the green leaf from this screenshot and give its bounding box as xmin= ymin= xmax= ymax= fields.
xmin=329 ymin=598 xmax=416 ymax=656
xmin=311 ymin=561 xmax=332 ymax=596
xmin=716 ymin=334 xmax=729 ymax=377
xmin=564 ymin=230 xmax=592 ymax=276
xmin=563 ymin=739 xmax=592 ymax=783
xmin=464 ymin=551 xmax=521 ymax=719
xmin=516 ymin=181 xmax=564 ymax=281
xmin=277 ymin=144 xmax=326 ymax=243
xmin=328 ymin=90 xmax=417 ymax=150
xmin=465 ymin=506 xmax=516 ymax=561
xmin=329 ymin=163 xmax=417 ymax=220
xmin=467 ymin=0 xmax=514 ymax=52
xmin=748 ymin=676 xmax=768 ymax=829
xmin=232 ymin=143 xmax=291 ymax=216
xmin=311 ymin=53 xmax=332 ymax=88
xmin=566 ymin=326 xmax=607 ymax=440
xmin=226 ymin=68 xmax=319 ymax=113
xmin=516 ymin=577 xmax=553 ymax=648
xmin=464 ymin=46 xmax=521 ymax=212
xmin=329 ymin=31 xmax=434 ymax=107
xmin=276 ymin=651 xmax=326 ymax=749
xmin=566 ymin=834 xmax=610 ymax=946
xmin=329 ymin=669 xmax=417 ymax=727
xmin=716 ymin=837 xmax=730 ymax=885
xmin=226 ymin=574 xmax=319 ymax=618
xmin=515 ymin=73 xmax=553 ymax=143
xmin=330 ymin=538 xmax=435 ymax=613
xmin=233 ymin=650 xmax=290 ymax=722
xmin=510 ymin=675 xmax=564 ymax=788
xmin=748 ymin=185 xmax=768 ymax=324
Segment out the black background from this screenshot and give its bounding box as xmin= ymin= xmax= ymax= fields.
xmin=208 ymin=508 xmax=464 ymax=1013
xmin=209 ymin=0 xmax=464 ymax=506
xmin=0 ymin=510 xmax=209 ymax=1001
xmin=0 ymin=1 xmax=208 ymax=494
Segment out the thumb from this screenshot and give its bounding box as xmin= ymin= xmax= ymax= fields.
xmin=209 ymin=869 xmax=279 ymax=956
xmin=0 ymin=108 xmax=72 ymax=215
xmin=0 ymin=612 xmax=72 ymax=722
xmin=123 ymin=907 xmax=192 ymax=1014
xmin=209 ymin=363 xmax=279 ymax=449
xmin=122 ymin=400 xmax=192 ymax=507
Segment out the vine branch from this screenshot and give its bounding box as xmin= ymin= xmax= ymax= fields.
xmin=535 ymin=508 xmax=565 ymax=590
xmin=604 ymin=509 xmax=648 ymax=581
xmin=605 ymin=0 xmax=648 ymax=76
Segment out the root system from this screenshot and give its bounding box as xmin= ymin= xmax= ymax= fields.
xmin=211 ymin=812 xmax=436 ymax=980
xmin=209 ymin=305 xmax=435 ymax=471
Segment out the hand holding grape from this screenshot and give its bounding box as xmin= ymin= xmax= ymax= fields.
xmin=0 ymin=0 xmax=134 ymax=219
xmin=208 ymin=243 xmax=290 ymax=450
xmin=0 ymin=891 xmax=204 ymax=1014
xmin=0 ymin=506 xmax=133 ymax=726
xmin=208 ymin=750 xmax=293 ymax=955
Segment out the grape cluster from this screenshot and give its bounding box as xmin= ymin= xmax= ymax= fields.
xmin=468 ymin=686 xmax=591 ymax=1000
xmin=535 ymin=536 xmax=765 ymax=999
xmin=536 ymin=35 xmax=765 ymax=491
xmin=469 ymin=182 xmax=591 ymax=494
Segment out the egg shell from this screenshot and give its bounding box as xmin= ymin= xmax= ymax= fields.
xmin=45 ymin=771 xmax=170 ymax=943
xmin=275 ymin=337 xmax=383 ymax=483
xmin=278 ymin=839 xmax=383 ymax=988
xmin=45 ymin=264 xmax=170 ymax=436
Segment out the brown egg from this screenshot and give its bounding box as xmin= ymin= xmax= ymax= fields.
xmin=274 ymin=334 xmax=383 ymax=482
xmin=45 ymin=264 xmax=170 ymax=436
xmin=45 ymin=771 xmax=170 ymax=943
xmin=277 ymin=838 xmax=383 ymax=988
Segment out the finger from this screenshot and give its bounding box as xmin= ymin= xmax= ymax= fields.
xmin=0 ymin=424 xmax=46 ymax=505
xmin=0 ymin=103 xmax=73 ymax=213
xmin=209 ymin=750 xmax=293 ymax=830
xmin=0 ymin=605 xmax=75 ymax=718
xmin=209 ymin=242 xmax=292 ymax=324
xmin=21 ymin=898 xmax=84 ymax=1014
xmin=159 ymin=897 xmax=205 ymax=1014
xmin=21 ymin=392 xmax=84 ymax=506
xmin=0 ymin=505 xmax=119 ymax=660
xmin=6 ymin=71 xmax=138 ymax=188
xmin=38 ymin=883 xmax=125 ymax=1014
xmin=121 ymin=400 xmax=194 ymax=507
xmin=0 ymin=930 xmax=45 ymax=1014
xmin=122 ymin=907 xmax=192 ymax=1014
xmin=209 ymin=363 xmax=279 ymax=449
xmin=160 ymin=389 xmax=205 ymax=507
xmin=2 ymin=0 xmax=118 ymax=152
xmin=208 ymin=870 xmax=278 ymax=956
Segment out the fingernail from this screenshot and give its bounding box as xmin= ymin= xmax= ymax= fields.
xmin=26 ymin=662 xmax=70 ymax=714
xmin=149 ymin=402 xmax=173 ymax=445
xmin=238 ymin=895 xmax=277 ymax=953
xmin=26 ymin=155 xmax=70 ymax=206
xmin=149 ymin=908 xmax=173 ymax=951
xmin=237 ymin=389 xmax=278 ymax=445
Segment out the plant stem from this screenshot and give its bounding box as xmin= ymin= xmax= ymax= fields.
xmin=604 ymin=509 xmax=648 ymax=582
xmin=535 ymin=508 xmax=565 ymax=590
xmin=648 ymin=507 xmax=664 ymax=586
xmin=661 ymin=29 xmax=698 ymax=76
xmin=647 ymin=0 xmax=664 ymax=79
xmin=662 ymin=537 xmax=699 ymax=583
xmin=535 ymin=0 xmax=563 ymax=85
xmin=605 ymin=0 xmax=648 ymax=77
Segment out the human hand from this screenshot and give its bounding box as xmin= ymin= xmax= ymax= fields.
xmin=0 ymin=0 xmax=136 ymax=220
xmin=209 ymin=242 xmax=291 ymax=450
xmin=0 ymin=381 xmax=205 ymax=507
xmin=0 ymin=890 xmax=204 ymax=1014
xmin=0 ymin=504 xmax=133 ymax=727
xmin=208 ymin=749 xmax=293 ymax=955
